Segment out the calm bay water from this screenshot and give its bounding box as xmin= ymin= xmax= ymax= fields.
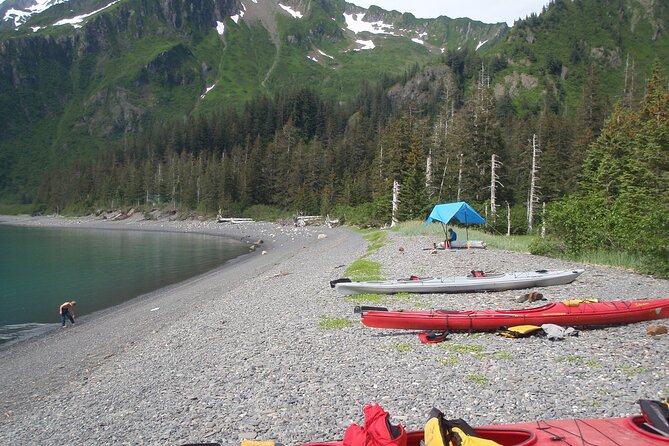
xmin=0 ymin=225 xmax=249 ymax=345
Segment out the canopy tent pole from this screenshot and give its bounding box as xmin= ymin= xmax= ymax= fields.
xmin=465 ymin=213 xmax=469 ymax=241
xmin=440 ymin=222 xmax=447 ymax=239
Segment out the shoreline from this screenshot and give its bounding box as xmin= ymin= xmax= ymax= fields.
xmin=0 ymin=214 xmax=285 ymax=348
xmin=0 ymin=215 xmax=274 ymax=350
xmin=0 ymin=214 xmax=346 ymax=417
xmin=0 ymin=214 xmax=668 ymax=445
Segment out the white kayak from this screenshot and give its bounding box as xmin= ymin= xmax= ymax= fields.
xmin=434 ymin=240 xmax=487 ymax=249
xmin=332 ymin=269 xmax=585 ymax=296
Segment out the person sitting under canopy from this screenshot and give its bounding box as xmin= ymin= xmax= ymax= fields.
xmin=445 ymin=228 xmax=457 ymax=249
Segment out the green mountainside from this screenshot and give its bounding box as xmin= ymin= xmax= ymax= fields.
xmin=0 ymin=0 xmax=506 ymax=202
xmin=0 ymin=0 xmax=667 ymax=217
xmin=487 ymin=0 xmax=669 ymax=113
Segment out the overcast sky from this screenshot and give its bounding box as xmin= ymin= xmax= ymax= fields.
xmin=350 ymin=0 xmax=552 ymax=26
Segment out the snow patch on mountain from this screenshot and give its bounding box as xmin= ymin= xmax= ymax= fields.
xmin=3 ymin=8 xmax=30 ymax=26
xmin=278 ymin=3 xmax=302 ymax=19
xmin=201 ymin=84 xmax=216 ymax=99
xmin=3 ymin=0 xmax=66 ymax=26
xmin=354 ymin=39 xmax=375 ymax=50
xmin=476 ymin=39 xmax=488 ymax=50
xmin=318 ymin=49 xmax=334 ymax=59
xmin=54 ymin=0 xmax=120 ymax=28
xmin=216 ymin=20 xmax=225 ymax=35
xmin=344 ymin=12 xmax=395 ymax=35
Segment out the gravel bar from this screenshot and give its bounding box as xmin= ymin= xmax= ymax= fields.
xmin=0 ymin=216 xmax=668 ymax=446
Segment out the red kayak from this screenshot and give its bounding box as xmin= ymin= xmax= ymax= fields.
xmin=304 ymin=416 xmax=669 ymax=446
xmin=357 ymin=298 xmax=669 ymax=331
xmin=302 ymin=400 xmax=669 ymax=446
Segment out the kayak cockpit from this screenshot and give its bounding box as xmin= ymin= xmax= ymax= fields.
xmin=304 ymin=428 xmax=536 ymax=446
xmin=406 ymin=429 xmax=536 ymax=446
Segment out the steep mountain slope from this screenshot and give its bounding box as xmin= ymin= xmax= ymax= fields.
xmin=485 ymin=0 xmax=669 ymax=112
xmin=0 ymin=0 xmax=507 ymax=202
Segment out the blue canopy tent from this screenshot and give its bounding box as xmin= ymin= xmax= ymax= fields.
xmin=426 ymin=201 xmax=486 ymax=241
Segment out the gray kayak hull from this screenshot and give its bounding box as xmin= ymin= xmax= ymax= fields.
xmin=334 ymin=269 xmax=585 ymax=296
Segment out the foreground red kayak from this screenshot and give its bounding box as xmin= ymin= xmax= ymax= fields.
xmin=303 ymin=415 xmax=669 ymax=446
xmin=357 ymin=298 xmax=669 ymax=331
xmin=302 ymin=399 xmax=669 ymax=446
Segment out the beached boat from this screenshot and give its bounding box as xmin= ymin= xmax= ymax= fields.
xmin=450 ymin=240 xmax=487 ymax=249
xmin=301 ymin=399 xmax=669 ymax=446
xmin=333 ymin=269 xmax=584 ymax=296
xmin=357 ymin=297 xmax=669 ymax=331
xmin=428 ymin=240 xmax=487 ymax=249
xmin=302 ymin=412 xmax=669 ymax=446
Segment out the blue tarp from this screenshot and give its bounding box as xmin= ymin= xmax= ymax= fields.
xmin=426 ymin=202 xmax=486 ymax=226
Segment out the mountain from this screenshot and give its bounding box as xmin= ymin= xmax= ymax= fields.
xmin=485 ymin=0 xmax=669 ymax=111
xmin=0 ymin=0 xmax=507 ymax=202
xmin=1 ymin=0 xmax=667 ymax=210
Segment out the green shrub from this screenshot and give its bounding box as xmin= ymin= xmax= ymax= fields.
xmin=529 ymin=237 xmax=564 ymax=256
xmin=331 ymin=200 xmax=390 ymax=228
xmin=0 ymin=203 xmax=34 ymax=215
xmin=242 ymin=205 xmax=293 ymax=222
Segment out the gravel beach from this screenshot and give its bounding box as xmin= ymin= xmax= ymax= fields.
xmin=0 ymin=215 xmax=668 ymax=446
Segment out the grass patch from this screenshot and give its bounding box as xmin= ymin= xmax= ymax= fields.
xmin=344 ymin=259 xmax=382 ymax=281
xmin=387 ymin=343 xmax=413 ymax=353
xmin=555 ymin=355 xmax=602 ymax=369
xmin=496 ymin=351 xmax=514 ymax=360
xmin=437 ymin=343 xmax=490 ymax=360
xmin=616 ymin=364 xmax=649 ymax=377
xmin=345 ymin=293 xmax=388 ymax=305
xmin=560 ymin=249 xmax=655 ymax=274
xmin=318 ymin=316 xmax=352 ymax=329
xmin=584 ymin=360 xmax=602 ymax=369
xmin=439 ymin=344 xmax=484 ymax=354
xmin=362 ymin=230 xmax=387 ymax=253
xmin=338 ymin=229 xmax=386 ymax=288
xmin=437 ymin=357 xmax=458 ymax=366
xmin=467 ymin=373 xmax=489 ymax=385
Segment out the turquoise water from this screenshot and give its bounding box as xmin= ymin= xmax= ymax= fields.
xmin=0 ymin=224 xmax=249 ymax=345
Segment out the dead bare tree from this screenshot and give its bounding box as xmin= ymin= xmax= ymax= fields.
xmin=527 ymin=134 xmax=541 ymax=231
xmin=506 ymin=201 xmax=511 ymax=236
xmin=391 ymin=180 xmax=400 ymax=227
xmin=456 ymin=153 xmax=464 ymax=202
xmin=490 ymin=153 xmax=503 ymax=217
xmin=541 ymin=202 xmax=546 ymax=238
